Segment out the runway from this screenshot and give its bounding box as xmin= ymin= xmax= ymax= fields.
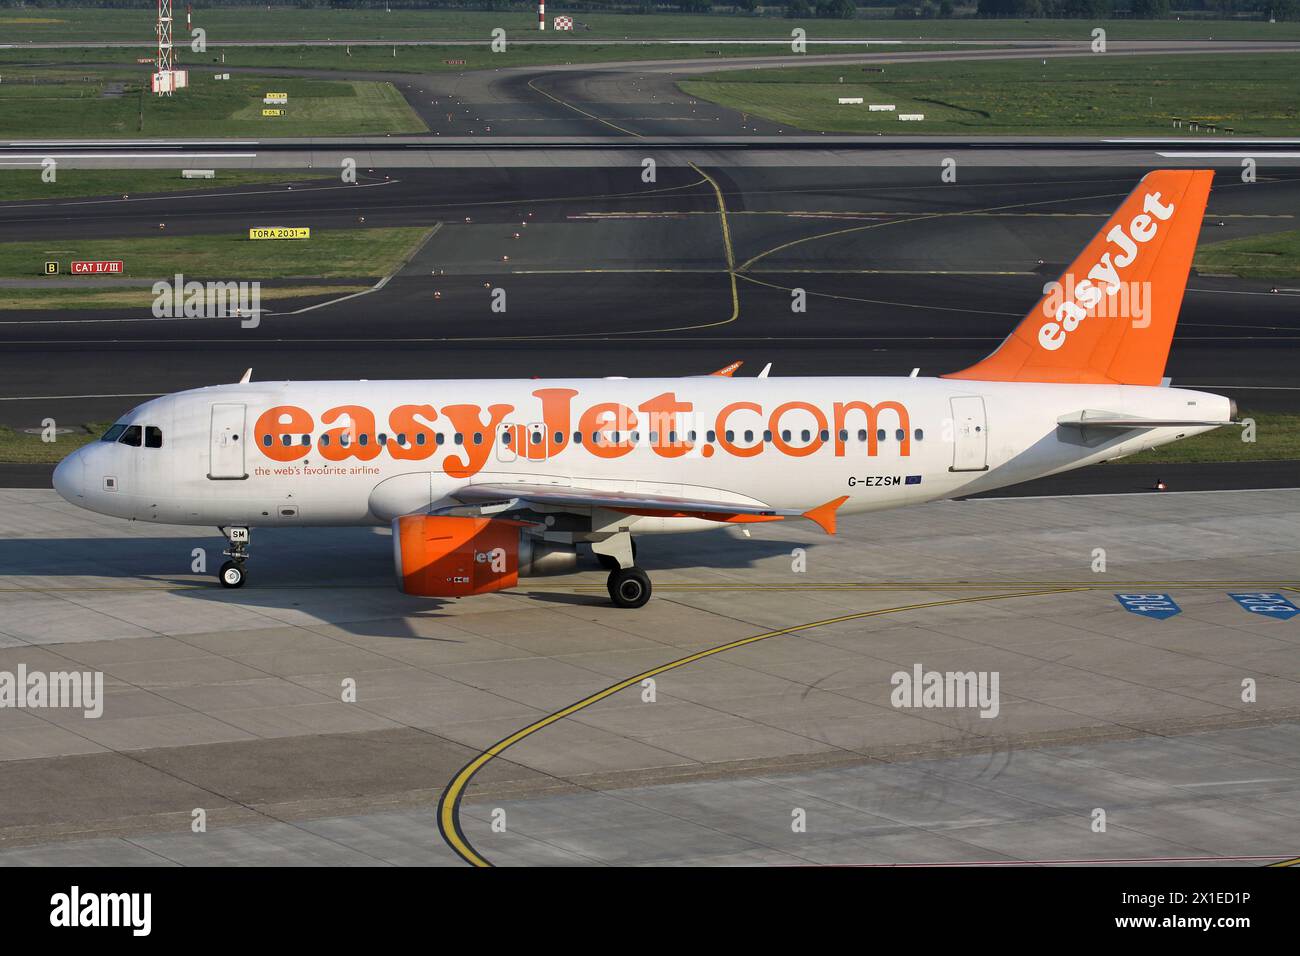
xmin=0 ymin=487 xmax=1296 ymax=865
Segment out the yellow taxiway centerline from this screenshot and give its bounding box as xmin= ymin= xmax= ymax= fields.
xmin=435 ymin=586 xmax=1084 ymax=867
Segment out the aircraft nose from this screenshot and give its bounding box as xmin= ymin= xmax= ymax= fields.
xmin=52 ymin=450 xmax=85 ymax=504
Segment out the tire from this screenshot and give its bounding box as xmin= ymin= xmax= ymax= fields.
xmin=607 ymin=567 xmax=652 ymax=609
xmin=219 ymin=561 xmax=246 ymax=589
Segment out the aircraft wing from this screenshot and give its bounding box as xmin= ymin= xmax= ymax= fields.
xmin=450 ymin=483 xmax=848 ymax=534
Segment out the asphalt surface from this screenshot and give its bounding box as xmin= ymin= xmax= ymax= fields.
xmin=2 ymin=164 xmax=1297 ymax=415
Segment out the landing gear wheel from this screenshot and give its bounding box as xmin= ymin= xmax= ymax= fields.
xmin=219 ymin=561 xmax=246 ymax=589
xmin=596 ymin=540 xmax=637 ymax=571
xmin=607 ymin=567 xmax=651 ymax=609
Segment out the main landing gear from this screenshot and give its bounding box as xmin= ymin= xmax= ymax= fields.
xmin=592 ymin=532 xmax=650 ymax=609
xmin=218 ymin=526 xmax=249 ymax=589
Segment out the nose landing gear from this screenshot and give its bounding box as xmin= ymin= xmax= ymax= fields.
xmin=218 ymin=526 xmax=249 ymax=589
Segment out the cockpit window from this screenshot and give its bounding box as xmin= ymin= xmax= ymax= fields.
xmin=145 ymin=426 xmax=163 ymax=448
xmin=119 ymin=425 xmax=143 ymax=447
xmin=101 ymin=424 xmax=127 ymax=443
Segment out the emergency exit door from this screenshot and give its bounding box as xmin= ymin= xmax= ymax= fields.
xmin=949 ymin=396 xmax=988 ymax=472
xmin=209 ymin=403 xmax=247 ymax=479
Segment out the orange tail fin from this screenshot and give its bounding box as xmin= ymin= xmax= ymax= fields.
xmin=943 ymin=169 xmax=1214 ymax=386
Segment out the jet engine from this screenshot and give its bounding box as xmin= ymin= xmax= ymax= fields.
xmin=392 ymin=515 xmax=576 ymax=597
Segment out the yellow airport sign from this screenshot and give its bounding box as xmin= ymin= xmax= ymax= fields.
xmin=43 ymin=260 xmax=59 ymax=275
xmin=262 ymin=108 xmax=286 ymax=117
xmin=249 ymin=227 xmax=311 ymax=240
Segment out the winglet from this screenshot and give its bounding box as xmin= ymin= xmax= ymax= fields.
xmin=711 ymin=360 xmax=743 ymax=377
xmin=239 ymin=368 xmax=253 ymax=384
xmin=803 ymin=495 xmax=849 ymax=535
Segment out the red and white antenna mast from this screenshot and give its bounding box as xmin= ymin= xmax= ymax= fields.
xmin=152 ymin=0 xmax=188 ymax=96
xmin=538 ymin=1 xmax=546 ymax=30
xmin=156 ymin=0 xmax=174 ymax=82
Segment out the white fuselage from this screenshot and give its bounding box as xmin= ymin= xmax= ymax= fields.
xmin=52 ymin=376 xmax=1230 ymax=534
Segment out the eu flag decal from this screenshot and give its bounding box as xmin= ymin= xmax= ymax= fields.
xmin=1115 ymin=593 xmax=1181 ymax=620
xmin=905 ymin=475 xmax=922 ymax=485
xmin=1228 ymin=592 xmax=1300 ymax=620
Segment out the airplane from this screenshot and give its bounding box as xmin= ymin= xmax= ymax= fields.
xmin=52 ymin=169 xmax=1237 ymax=609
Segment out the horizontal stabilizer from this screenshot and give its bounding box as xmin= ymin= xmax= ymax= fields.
xmin=1057 ymin=411 xmax=1235 ymax=430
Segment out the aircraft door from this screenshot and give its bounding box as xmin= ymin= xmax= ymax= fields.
xmin=949 ymin=396 xmax=988 ymax=472
xmin=525 ymin=421 xmax=551 ymax=461
xmin=208 ymin=403 xmax=247 ymax=479
xmin=496 ymin=422 xmax=521 ymax=462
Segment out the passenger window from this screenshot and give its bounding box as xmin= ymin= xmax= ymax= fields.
xmin=763 ymin=430 xmax=772 ymax=442
xmin=145 ymin=426 xmax=162 ymax=448
xmin=119 ymin=425 xmax=143 ymax=447
xmin=914 ymin=428 xmax=924 ymax=441
xmin=800 ymin=430 xmax=810 ymax=442
xmin=706 ymin=430 xmax=716 ymax=443
xmin=262 ymin=434 xmax=273 ymax=447
xmin=301 ymin=435 xmax=311 ymax=446
xmin=725 ymin=430 xmax=735 ymax=442
xmin=782 ymin=429 xmax=791 ymax=442
xmin=838 ymin=429 xmax=848 ymax=442
xmin=501 ymin=431 xmax=511 ymax=445
xmin=877 ymin=429 xmax=886 ymax=441
xmin=554 ymin=431 xmax=564 ymax=445
xmin=280 ymin=434 xmax=292 ymax=447
xmin=378 ymin=434 xmax=388 ymax=446
xmin=358 ymin=434 xmax=369 ymax=447
xmin=895 ymin=429 xmax=906 ymax=441
xmin=321 ymin=434 xmax=331 ymax=447
xmin=858 ymin=429 xmax=867 ymax=442
xmin=573 ymin=432 xmax=583 ymax=444
xmin=101 ymin=424 xmax=127 ymax=443
xmin=820 ymin=430 xmax=830 ymax=442
xmin=473 ymin=433 xmax=482 ymax=445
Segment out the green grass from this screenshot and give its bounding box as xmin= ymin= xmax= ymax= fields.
xmin=1194 ymin=228 xmax=1300 ymax=280
xmin=0 ymin=284 xmax=372 ymax=312
xmin=0 ymin=169 xmax=331 ymax=203
xmin=680 ymin=53 xmax=1300 ymax=136
xmin=1122 ymin=413 xmax=1300 ymax=464
xmin=0 ymin=70 xmax=426 ymax=138
xmin=2 ymin=9 xmax=1298 ymax=42
xmin=0 ymin=422 xmax=111 ymax=464
xmin=0 ymin=226 xmax=432 ymax=280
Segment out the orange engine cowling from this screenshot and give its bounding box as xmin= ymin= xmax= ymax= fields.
xmin=392 ymin=515 xmax=523 ymax=597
